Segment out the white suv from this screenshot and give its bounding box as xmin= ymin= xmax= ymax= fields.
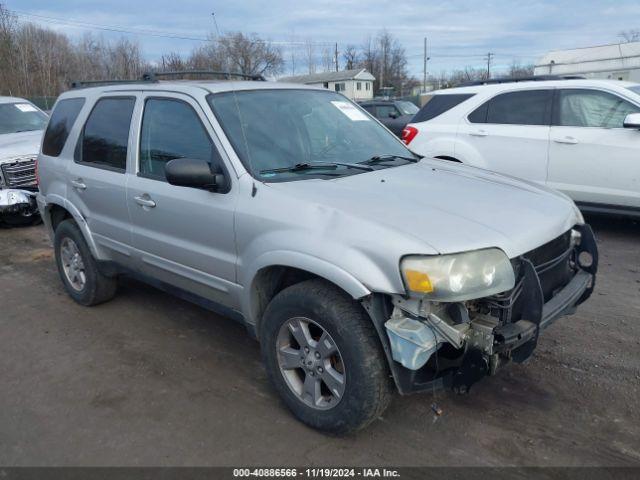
xmin=404 ymin=79 xmax=640 ymax=218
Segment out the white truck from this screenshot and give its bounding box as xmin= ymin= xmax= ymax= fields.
xmin=0 ymin=97 xmax=47 ymax=225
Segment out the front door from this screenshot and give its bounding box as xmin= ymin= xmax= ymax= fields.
xmin=65 ymin=95 xmax=137 ymax=263
xmin=547 ymin=88 xmax=640 ymax=210
xmin=126 ymin=93 xmax=239 ymax=308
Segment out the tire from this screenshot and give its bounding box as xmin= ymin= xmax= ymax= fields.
xmin=2 ymin=212 xmax=41 ymax=227
xmin=261 ymin=279 xmax=392 ymax=433
xmin=54 ymin=219 xmax=117 ymax=306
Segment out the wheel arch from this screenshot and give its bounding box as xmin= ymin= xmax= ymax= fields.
xmin=243 ymin=255 xmax=373 ymax=338
xmin=41 ymin=197 xmax=102 ymax=260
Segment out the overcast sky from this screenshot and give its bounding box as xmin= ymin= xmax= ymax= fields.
xmin=9 ymin=0 xmax=640 ymax=77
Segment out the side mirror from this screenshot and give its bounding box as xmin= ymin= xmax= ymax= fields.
xmin=389 ymin=112 xmax=399 ymax=119
xmin=165 ymin=158 xmax=225 ymax=191
xmin=623 ymin=113 xmax=640 ymax=129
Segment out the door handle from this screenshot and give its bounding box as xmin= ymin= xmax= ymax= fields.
xmin=134 ymin=195 xmax=156 ymax=208
xmin=553 ymin=136 xmax=578 ymax=145
xmin=70 ymin=178 xmax=87 ymax=190
xmin=469 ymin=130 xmax=488 ymax=137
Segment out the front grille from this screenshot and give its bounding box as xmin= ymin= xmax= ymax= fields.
xmin=522 ymin=230 xmax=574 ymax=302
xmin=484 ymin=229 xmax=576 ymax=324
xmin=0 ymin=157 xmax=37 ymax=190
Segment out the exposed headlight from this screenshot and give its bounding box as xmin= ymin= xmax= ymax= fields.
xmin=401 ymin=248 xmax=515 ymax=302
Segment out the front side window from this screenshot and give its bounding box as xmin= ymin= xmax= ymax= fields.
xmin=554 ymin=89 xmax=640 ymax=128
xmin=79 ymin=97 xmax=135 ymax=171
xmin=0 ymin=102 xmax=48 ymax=135
xmin=42 ymin=98 xmax=85 ymax=157
xmin=208 ymin=89 xmax=411 ymax=182
xmin=139 ymin=98 xmax=213 ymax=179
xmin=469 ymin=90 xmax=552 ymax=126
xmin=376 ymin=105 xmax=400 ymax=118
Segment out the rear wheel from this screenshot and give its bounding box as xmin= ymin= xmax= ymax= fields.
xmin=54 ymin=219 xmax=117 ymax=306
xmin=261 ymin=279 xmax=392 ymax=433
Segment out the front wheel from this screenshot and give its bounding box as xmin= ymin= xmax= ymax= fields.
xmin=261 ymin=279 xmax=392 ymax=433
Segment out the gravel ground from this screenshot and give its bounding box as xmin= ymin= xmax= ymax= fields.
xmin=0 ymin=216 xmax=639 ymax=466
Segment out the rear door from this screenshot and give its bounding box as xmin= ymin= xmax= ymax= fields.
xmin=126 ymin=92 xmax=239 ymax=307
xmin=65 ymin=94 xmax=138 ymax=263
xmin=458 ymin=89 xmax=553 ymax=183
xmin=547 ymin=88 xmax=640 ymax=209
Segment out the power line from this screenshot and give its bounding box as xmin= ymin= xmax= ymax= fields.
xmin=10 ymin=9 xmax=336 ymax=46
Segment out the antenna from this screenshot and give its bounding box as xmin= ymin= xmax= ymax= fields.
xmin=211 ymin=12 xmax=221 ymax=37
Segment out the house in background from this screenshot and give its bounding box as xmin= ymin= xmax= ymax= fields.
xmin=278 ymin=68 xmax=375 ymax=101
xmin=534 ymin=42 xmax=640 ymax=81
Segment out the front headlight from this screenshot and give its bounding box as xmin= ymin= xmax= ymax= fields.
xmin=401 ymin=248 xmax=515 ymax=302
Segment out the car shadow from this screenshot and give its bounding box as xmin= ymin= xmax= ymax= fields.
xmin=584 ymin=213 xmax=640 ymax=240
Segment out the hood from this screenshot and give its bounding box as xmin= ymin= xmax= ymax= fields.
xmin=0 ymin=130 xmax=42 ymax=163
xmin=270 ymin=159 xmax=579 ymax=258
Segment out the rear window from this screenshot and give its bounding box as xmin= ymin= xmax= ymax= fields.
xmin=627 ymin=85 xmax=640 ymax=95
xmin=412 ymin=94 xmax=475 ymax=123
xmin=42 ymin=98 xmax=85 ymax=157
xmin=469 ymin=90 xmax=553 ymax=126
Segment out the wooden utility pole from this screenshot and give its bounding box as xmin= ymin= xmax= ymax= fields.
xmin=335 ymin=43 xmax=339 ymax=72
xmin=486 ymin=52 xmax=494 ymax=79
xmin=423 ymin=37 xmax=428 ymax=93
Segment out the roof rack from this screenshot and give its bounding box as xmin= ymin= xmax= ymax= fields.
xmin=70 ymin=70 xmax=266 ymax=89
xmin=458 ymin=74 xmax=586 ymax=87
xmin=70 ymin=79 xmax=151 ymax=89
xmin=141 ymin=70 xmax=266 ymax=82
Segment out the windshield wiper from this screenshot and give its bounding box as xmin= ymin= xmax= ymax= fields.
xmin=260 ymin=162 xmax=373 ymax=175
xmin=361 ymin=154 xmax=421 ymax=165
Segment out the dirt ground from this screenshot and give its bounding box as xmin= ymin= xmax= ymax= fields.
xmin=0 ymin=216 xmax=639 ymax=467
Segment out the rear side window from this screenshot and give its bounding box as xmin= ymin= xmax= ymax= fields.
xmin=139 ymin=98 xmax=213 ymax=180
xmin=78 ymin=97 xmax=135 ymax=171
xmin=412 ymin=94 xmax=474 ymax=123
xmin=361 ymin=105 xmax=375 ymax=115
xmin=42 ymin=98 xmax=85 ymax=157
xmin=469 ymin=90 xmax=552 ymax=126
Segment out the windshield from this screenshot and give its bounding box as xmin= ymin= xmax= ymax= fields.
xmin=0 ymin=102 xmax=48 ymax=134
xmin=396 ymin=101 xmax=419 ymax=116
xmin=627 ymin=85 xmax=640 ymax=96
xmin=207 ymin=89 xmax=412 ymax=181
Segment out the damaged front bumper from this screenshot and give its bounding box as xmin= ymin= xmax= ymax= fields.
xmin=376 ymin=224 xmax=598 ymax=395
xmin=0 ymin=188 xmax=38 ymax=215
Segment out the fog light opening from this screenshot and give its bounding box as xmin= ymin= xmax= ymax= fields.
xmin=578 ymin=251 xmax=593 ymax=269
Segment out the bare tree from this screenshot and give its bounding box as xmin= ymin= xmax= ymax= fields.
xmin=320 ymin=46 xmax=334 ymax=72
xmin=0 ymin=11 xmax=283 ymax=98
xmin=507 ymin=61 xmax=534 ymax=79
xmin=342 ymin=45 xmax=358 ymax=70
xmin=357 ymin=31 xmax=411 ymax=95
xmin=304 ymin=39 xmax=316 ymax=74
xmin=619 ymin=29 xmax=640 ymax=43
xmin=217 ymin=32 xmax=284 ymax=76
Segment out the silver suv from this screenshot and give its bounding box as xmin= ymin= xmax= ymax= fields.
xmin=37 ymin=75 xmax=598 ymax=433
